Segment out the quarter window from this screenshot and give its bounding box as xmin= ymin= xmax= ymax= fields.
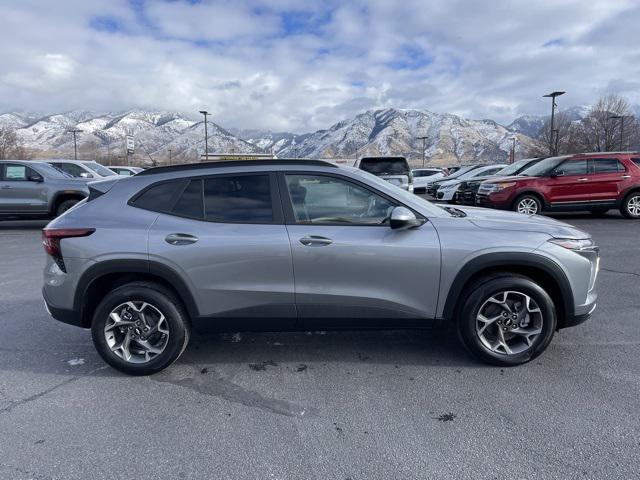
xmin=204 ymin=174 xmax=273 ymax=223
xmin=285 ymin=174 xmax=395 ymax=225
xmin=172 ymin=180 xmax=204 ymax=219
xmin=132 ymin=180 xmax=183 ymax=212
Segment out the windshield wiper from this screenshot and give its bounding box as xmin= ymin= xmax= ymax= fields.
xmin=441 ymin=206 xmax=467 ymax=218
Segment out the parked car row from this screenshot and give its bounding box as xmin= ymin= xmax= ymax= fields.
xmin=0 ymin=159 xmax=145 ymax=220
xmin=411 ymin=152 xmax=640 ymax=219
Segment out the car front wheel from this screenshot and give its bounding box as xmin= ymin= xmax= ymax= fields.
xmin=513 ymin=194 xmax=542 ymax=215
xmin=91 ymin=282 xmax=190 ymax=375
xmin=457 ymin=274 xmax=557 ymax=366
xmin=621 ymin=192 xmax=640 ymax=219
xmin=55 ymin=199 xmax=79 ymax=217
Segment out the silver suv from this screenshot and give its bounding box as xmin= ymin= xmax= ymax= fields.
xmin=42 ymin=160 xmax=599 ymax=375
xmin=1 ymin=160 xmax=89 ymax=219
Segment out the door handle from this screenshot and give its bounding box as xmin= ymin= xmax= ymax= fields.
xmin=299 ymin=235 xmax=333 ymax=246
xmin=165 ymin=233 xmax=199 ymax=245
xmin=1 ymin=185 xmax=12 ymax=190
xmin=621 ymin=175 xmax=631 ymax=179
xmin=578 ymin=178 xmax=588 ymax=182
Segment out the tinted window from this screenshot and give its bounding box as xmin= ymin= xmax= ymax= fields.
xmin=172 ymin=179 xmax=204 ymax=218
xmin=557 ymin=159 xmax=587 ymax=176
xmin=204 ymin=174 xmax=273 ymax=223
xmin=359 ymin=158 xmax=410 ymax=175
xmin=132 ymin=180 xmax=183 ymax=212
xmin=285 ymin=174 xmax=395 ymax=225
xmin=413 ymin=170 xmax=439 ymax=177
xmin=52 ymin=162 xmax=89 ymax=178
xmin=632 ymin=158 xmax=640 ymax=168
xmin=591 ymin=158 xmax=624 ymax=174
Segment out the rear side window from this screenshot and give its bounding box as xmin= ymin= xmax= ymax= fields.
xmin=204 ymin=174 xmax=273 ymax=223
xmin=631 ymin=158 xmax=640 ymax=168
xmin=359 ymin=158 xmax=410 ymax=175
xmin=590 ymin=158 xmax=625 ymax=174
xmin=132 ymin=180 xmax=184 ymax=212
xmin=52 ymin=162 xmax=87 ymax=177
xmin=172 ymin=179 xmax=204 ymax=219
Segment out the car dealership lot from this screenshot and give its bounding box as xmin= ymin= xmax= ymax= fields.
xmin=0 ymin=215 xmax=639 ymax=480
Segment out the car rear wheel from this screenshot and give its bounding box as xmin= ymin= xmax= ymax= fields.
xmin=55 ymin=199 xmax=79 ymax=217
xmin=91 ymin=282 xmax=190 ymax=375
xmin=513 ymin=195 xmax=542 ymax=215
xmin=457 ymin=274 xmax=557 ymax=366
xmin=621 ymin=192 xmax=640 ymax=219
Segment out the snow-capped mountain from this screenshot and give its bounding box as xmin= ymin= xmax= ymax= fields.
xmin=3 ymin=107 xmax=547 ymax=164
xmin=276 ymin=108 xmax=540 ymax=164
xmin=508 ymin=105 xmax=592 ymax=137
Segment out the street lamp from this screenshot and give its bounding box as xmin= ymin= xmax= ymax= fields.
xmin=168 ymin=149 xmax=172 ymax=166
xmin=609 ymin=115 xmax=625 ymax=151
xmin=416 ymin=135 xmax=429 ymax=167
xmin=509 ymin=136 xmax=517 ymax=164
xmin=543 ymin=91 xmax=565 ymax=155
xmin=199 ymin=110 xmax=209 ymax=161
xmin=67 ymin=128 xmax=82 ymax=160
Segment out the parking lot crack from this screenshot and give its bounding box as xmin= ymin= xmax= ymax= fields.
xmin=601 ymin=267 xmax=640 ymax=278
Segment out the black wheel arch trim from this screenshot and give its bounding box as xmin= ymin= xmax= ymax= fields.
xmin=50 ymin=190 xmax=88 ymax=213
xmin=73 ymin=259 xmax=199 ymax=326
xmin=442 ymin=252 xmax=574 ymax=325
xmin=512 ymin=190 xmax=547 ymax=209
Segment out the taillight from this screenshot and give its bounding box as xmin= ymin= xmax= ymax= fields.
xmin=42 ymin=228 xmax=95 ymax=272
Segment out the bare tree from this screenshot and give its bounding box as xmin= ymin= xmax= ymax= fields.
xmin=0 ymin=127 xmax=25 ymax=159
xmin=576 ymin=94 xmax=638 ymax=152
xmin=527 ymin=112 xmax=573 ymax=157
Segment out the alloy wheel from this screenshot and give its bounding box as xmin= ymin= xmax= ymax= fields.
xmin=475 ymin=290 xmax=543 ymax=355
xmin=517 ymin=198 xmax=538 ymax=215
xmin=627 ymin=195 xmax=640 ymax=217
xmin=104 ymin=301 xmax=169 ymax=363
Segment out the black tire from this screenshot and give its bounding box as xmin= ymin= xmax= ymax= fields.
xmin=512 ymin=194 xmax=542 ymax=215
xmin=55 ymin=199 xmax=79 ymax=217
xmin=91 ymin=282 xmax=190 ymax=375
xmin=620 ymin=192 xmax=640 ymax=219
xmin=457 ymin=274 xmax=557 ymax=366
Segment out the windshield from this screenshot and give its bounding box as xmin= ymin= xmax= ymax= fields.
xmin=344 ymin=166 xmax=448 ymax=217
xmin=83 ymin=162 xmax=117 ymax=177
xmin=442 ymin=165 xmax=477 ymax=180
xmin=32 ymin=162 xmax=74 ymax=179
xmin=359 ymin=157 xmax=410 ymax=175
xmin=519 ymin=156 xmax=567 ymax=177
xmin=496 ymin=158 xmax=538 ymax=176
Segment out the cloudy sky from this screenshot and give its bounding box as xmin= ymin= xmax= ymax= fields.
xmin=1 ymin=0 xmax=639 ymax=132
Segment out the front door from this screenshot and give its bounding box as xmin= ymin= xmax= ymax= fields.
xmin=0 ymin=163 xmax=48 ymax=214
xmin=146 ymin=173 xmax=296 ymax=326
xmin=547 ymin=158 xmax=590 ymax=205
xmin=280 ymin=172 xmax=441 ymax=325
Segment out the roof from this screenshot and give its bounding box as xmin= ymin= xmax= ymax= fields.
xmin=136 ymin=159 xmax=338 ymax=176
xmin=572 ymin=151 xmax=640 ymax=157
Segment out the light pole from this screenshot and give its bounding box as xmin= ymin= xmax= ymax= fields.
xmin=67 ymin=128 xmax=82 ymax=160
xmin=199 ymin=110 xmax=209 ymax=161
xmin=509 ymin=136 xmax=517 ymax=164
xmin=416 ymin=135 xmax=428 ymax=167
xmin=543 ymin=91 xmax=565 ymax=155
xmin=168 ymin=149 xmax=172 ymax=166
xmin=609 ymin=115 xmax=625 ymax=151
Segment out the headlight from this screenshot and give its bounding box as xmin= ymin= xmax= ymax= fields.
xmin=548 ymin=238 xmax=596 ymax=250
xmin=489 ymin=181 xmax=517 ymax=192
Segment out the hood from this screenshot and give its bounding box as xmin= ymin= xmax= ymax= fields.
xmin=450 ymin=205 xmax=590 ymax=239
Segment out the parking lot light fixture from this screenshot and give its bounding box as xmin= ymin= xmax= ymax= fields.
xmin=417 ymin=136 xmax=429 ymax=167
xmin=199 ymin=110 xmax=209 ymax=161
xmin=543 ymin=91 xmax=565 ymax=155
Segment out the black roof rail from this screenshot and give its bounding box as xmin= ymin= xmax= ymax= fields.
xmin=137 ymin=159 xmax=338 ymax=176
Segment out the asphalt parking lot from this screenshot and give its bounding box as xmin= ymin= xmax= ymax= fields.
xmin=0 ymin=213 xmax=639 ymax=480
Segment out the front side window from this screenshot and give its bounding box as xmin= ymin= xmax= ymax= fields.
xmin=53 ymin=162 xmax=89 ymax=178
xmin=204 ymin=174 xmax=273 ymax=223
xmin=556 ymin=159 xmax=587 ymax=176
xmin=590 ymin=158 xmax=624 ymax=174
xmin=285 ymin=174 xmax=395 ymax=225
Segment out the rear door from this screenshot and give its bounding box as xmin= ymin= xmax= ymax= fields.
xmin=0 ymin=163 xmax=48 ymax=214
xmin=586 ymin=158 xmax=627 ymax=203
xmin=280 ymin=172 xmax=441 ymax=326
xmin=145 ymin=173 xmax=296 ymax=325
xmin=547 ymin=158 xmax=590 ymax=205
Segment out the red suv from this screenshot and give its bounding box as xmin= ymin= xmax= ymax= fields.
xmin=475 ymin=152 xmax=640 ymax=218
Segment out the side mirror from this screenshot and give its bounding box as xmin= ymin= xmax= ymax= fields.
xmin=79 ymin=172 xmax=93 ymax=178
xmin=390 ymin=206 xmax=424 ymax=230
xmin=550 ymin=170 xmax=564 ymax=178
xmin=28 ymin=174 xmax=43 ymax=183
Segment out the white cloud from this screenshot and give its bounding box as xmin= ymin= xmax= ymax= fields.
xmin=0 ymin=0 xmax=639 ymax=132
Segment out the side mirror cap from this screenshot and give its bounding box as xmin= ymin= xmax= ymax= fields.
xmin=28 ymin=174 xmax=44 ymax=183
xmin=80 ymin=172 xmax=93 ymax=178
xmin=390 ymin=206 xmax=425 ymax=230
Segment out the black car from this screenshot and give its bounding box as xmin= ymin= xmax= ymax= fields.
xmin=458 ymin=158 xmax=544 ymax=205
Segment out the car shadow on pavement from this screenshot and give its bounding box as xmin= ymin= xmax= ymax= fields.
xmin=0 ymin=220 xmax=49 ymax=230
